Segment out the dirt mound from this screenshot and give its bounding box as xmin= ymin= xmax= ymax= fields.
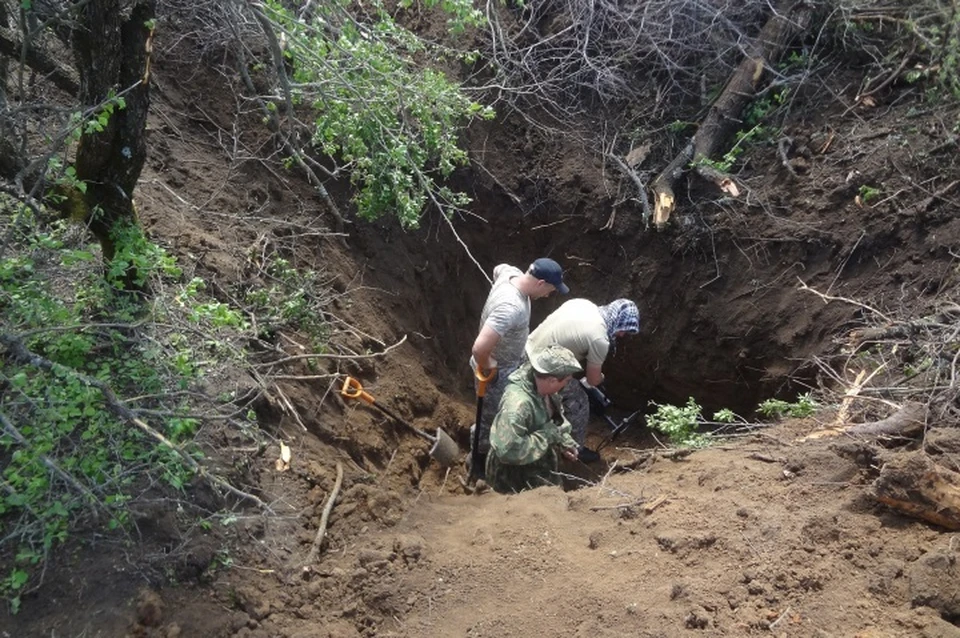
xmin=12 ymin=422 xmax=960 ymax=637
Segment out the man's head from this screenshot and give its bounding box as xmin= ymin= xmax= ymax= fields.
xmin=526 ymin=258 xmax=569 ymax=298
xmin=531 ymin=345 xmax=581 ymax=395
xmin=598 ymin=299 xmax=640 ymax=340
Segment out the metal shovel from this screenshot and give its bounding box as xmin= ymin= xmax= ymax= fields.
xmin=469 ymin=365 xmax=496 ymax=481
xmin=340 ymin=376 xmax=460 ymax=467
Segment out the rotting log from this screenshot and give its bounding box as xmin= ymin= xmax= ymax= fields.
xmin=649 ymin=0 xmax=813 ymax=228
xmin=874 ymin=452 xmax=960 ymax=530
xmin=846 ymin=402 xmax=927 ymax=438
xmin=799 ymin=402 xmax=927 ymax=442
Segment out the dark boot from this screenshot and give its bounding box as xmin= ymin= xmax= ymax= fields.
xmin=577 ymin=447 xmax=600 ymax=464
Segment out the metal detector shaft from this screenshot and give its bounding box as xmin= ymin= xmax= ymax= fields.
xmin=596 ymin=410 xmax=642 ymax=453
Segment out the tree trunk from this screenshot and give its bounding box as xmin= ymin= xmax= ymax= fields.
xmin=650 ymin=0 xmax=813 ymax=228
xmin=873 ymin=452 xmax=960 ymax=530
xmin=71 ymin=0 xmax=155 ymax=288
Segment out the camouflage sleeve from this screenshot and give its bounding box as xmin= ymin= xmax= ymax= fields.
xmin=489 ymin=395 xmax=558 ymax=465
xmin=555 ymin=418 xmax=577 ymax=450
xmin=553 ymin=396 xmax=577 ymax=449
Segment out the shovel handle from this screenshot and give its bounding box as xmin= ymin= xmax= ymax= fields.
xmin=341 ymin=376 xmax=375 ymax=404
xmin=474 ymin=365 xmax=496 ymax=397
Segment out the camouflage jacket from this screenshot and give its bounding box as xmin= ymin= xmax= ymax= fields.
xmin=488 ymin=364 xmax=577 ymax=465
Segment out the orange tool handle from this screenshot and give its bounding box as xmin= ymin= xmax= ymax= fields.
xmin=341 ymin=376 xmax=375 ymax=404
xmin=474 ymin=365 xmax=496 ymax=398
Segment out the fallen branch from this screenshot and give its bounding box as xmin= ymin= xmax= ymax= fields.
xmin=255 ymin=334 xmax=408 ymax=367
xmin=305 ymin=461 xmax=344 ymax=565
xmin=613 ymin=448 xmax=694 ymax=472
xmin=798 ymin=403 xmax=925 ymax=442
xmin=649 ymin=0 xmax=813 ymax=227
xmin=797 ymin=279 xmax=892 ymax=323
xmin=643 ymin=494 xmax=668 ymax=514
xmin=0 ymin=412 xmax=105 ymax=521
xmin=747 ymin=453 xmax=785 ymax=464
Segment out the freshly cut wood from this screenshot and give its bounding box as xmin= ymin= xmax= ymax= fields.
xmin=873 ymin=452 xmax=960 ymax=530
xmin=649 ymin=0 xmax=813 ymax=227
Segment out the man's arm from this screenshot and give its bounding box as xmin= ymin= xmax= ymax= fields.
xmin=584 ymin=362 xmax=604 ymax=387
xmin=471 ymin=324 xmax=501 ymax=372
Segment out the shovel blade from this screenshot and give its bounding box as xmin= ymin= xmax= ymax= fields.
xmin=429 ymin=427 xmax=460 ymax=467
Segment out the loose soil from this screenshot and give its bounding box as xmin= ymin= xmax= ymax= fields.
xmin=5 ymin=15 xmax=960 ymax=638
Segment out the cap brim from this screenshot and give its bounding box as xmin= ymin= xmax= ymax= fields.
xmin=557 ymin=282 xmax=570 ymax=295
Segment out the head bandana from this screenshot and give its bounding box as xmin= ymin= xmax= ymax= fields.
xmin=598 ymin=299 xmax=640 ymax=343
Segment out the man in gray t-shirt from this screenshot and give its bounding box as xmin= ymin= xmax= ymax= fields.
xmin=469 ymin=258 xmax=569 ymax=477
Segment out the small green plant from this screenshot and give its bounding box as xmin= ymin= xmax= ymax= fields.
xmin=107 ymin=221 xmax=181 ymax=288
xmin=694 ymin=123 xmax=769 ymax=173
xmin=712 ymin=408 xmax=739 ymax=423
xmin=857 ymin=184 xmax=882 ymax=206
xmin=0 ymin=203 xmax=254 ymax=611
xmin=647 ymin=397 xmax=711 ymax=447
xmin=242 ymin=254 xmax=330 ymax=350
xmin=757 ymin=393 xmax=818 ymax=419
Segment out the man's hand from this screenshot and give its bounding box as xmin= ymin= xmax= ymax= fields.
xmin=561 ymin=446 xmax=579 ymax=462
xmin=580 ymin=378 xmax=611 ymax=414
xmin=476 ymin=356 xmax=498 ymax=382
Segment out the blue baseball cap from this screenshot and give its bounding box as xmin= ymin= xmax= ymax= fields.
xmin=530 ymin=258 xmax=569 ymax=294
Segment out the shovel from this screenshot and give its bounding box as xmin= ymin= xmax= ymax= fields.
xmin=340 ymin=376 xmax=460 ymax=467
xmin=470 ymin=365 xmax=497 ymax=481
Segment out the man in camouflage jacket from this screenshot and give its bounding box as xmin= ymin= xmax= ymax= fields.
xmin=486 ymin=345 xmax=582 ymax=494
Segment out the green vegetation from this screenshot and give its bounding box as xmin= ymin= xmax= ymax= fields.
xmin=262 ymin=0 xmax=494 ymax=228
xmin=757 ymin=393 xmax=818 ymax=419
xmin=857 ymin=184 xmax=882 ymax=206
xmin=647 ymin=397 xmax=711 ymax=448
xmin=647 ymin=392 xmax=821 ymax=448
xmin=0 ymin=199 xmax=279 ymax=612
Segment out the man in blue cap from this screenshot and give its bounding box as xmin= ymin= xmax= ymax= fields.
xmin=469 ymin=258 xmax=569 ymax=479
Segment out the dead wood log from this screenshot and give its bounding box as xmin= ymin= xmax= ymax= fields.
xmin=846 ymin=402 xmax=927 ymax=438
xmin=800 ymin=403 xmax=927 ymax=442
xmin=305 ymin=461 xmax=343 ymax=565
xmin=874 ymin=452 xmax=960 ymax=530
xmin=650 ymin=0 xmax=813 ymax=227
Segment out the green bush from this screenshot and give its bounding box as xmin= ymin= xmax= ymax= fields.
xmin=647 ymin=397 xmax=711 ymax=448
xmin=757 ymin=393 xmax=818 ymax=419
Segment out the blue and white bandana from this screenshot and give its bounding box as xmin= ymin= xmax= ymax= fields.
xmin=598 ymin=299 xmax=640 ymax=342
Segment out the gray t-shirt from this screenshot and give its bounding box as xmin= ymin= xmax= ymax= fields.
xmin=525 ymin=298 xmax=609 ymax=366
xmin=477 ymin=264 xmax=530 ymax=368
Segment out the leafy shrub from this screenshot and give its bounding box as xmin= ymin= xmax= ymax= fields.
xmin=757 ymin=393 xmax=818 ymax=419
xmin=647 ymin=397 xmax=711 ymax=448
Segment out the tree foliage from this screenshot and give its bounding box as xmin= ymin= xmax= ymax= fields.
xmin=262 ymin=0 xmax=493 ymax=228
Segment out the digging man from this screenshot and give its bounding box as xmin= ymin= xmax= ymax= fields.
xmin=486 ymin=345 xmax=582 ymax=493
xmin=524 ymin=298 xmax=640 ymax=462
xmin=469 ymin=258 xmax=569 ymax=479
